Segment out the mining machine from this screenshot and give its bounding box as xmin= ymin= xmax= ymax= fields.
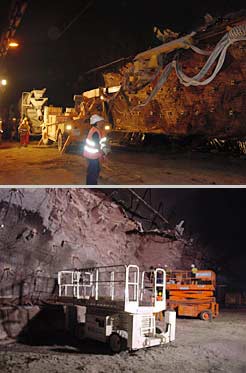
xmin=79 ymin=10 xmax=246 ymax=151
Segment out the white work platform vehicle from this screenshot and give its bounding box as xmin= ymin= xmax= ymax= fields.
xmin=58 ymin=264 xmax=176 ymax=352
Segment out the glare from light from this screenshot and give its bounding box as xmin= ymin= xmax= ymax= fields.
xmin=66 ymin=124 xmax=72 ymax=130
xmin=1 ymin=79 xmax=7 ymax=86
xmin=8 ymin=41 xmax=19 ymax=48
xmin=104 ymin=125 xmax=110 ymax=130
xmin=100 ymin=95 xmax=104 ymax=100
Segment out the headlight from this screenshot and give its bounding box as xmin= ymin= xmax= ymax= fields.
xmin=104 ymin=125 xmax=110 ymax=131
xmin=66 ymin=124 xmax=72 ymax=130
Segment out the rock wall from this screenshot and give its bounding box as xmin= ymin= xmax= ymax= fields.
xmin=0 ymin=189 xmax=198 ymax=303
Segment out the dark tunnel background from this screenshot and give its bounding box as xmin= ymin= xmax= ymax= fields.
xmin=105 ymin=188 xmax=246 ymax=290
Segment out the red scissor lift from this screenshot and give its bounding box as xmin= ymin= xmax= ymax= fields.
xmin=166 ymin=270 xmax=219 ymax=320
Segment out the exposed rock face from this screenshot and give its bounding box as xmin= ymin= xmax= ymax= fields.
xmin=126 ymin=232 xmax=188 ymax=269
xmin=0 ymin=189 xmax=196 ymax=305
xmin=0 ymin=189 xmax=138 ymax=277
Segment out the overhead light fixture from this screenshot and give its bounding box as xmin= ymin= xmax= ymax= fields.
xmin=1 ymin=79 xmax=7 ymax=86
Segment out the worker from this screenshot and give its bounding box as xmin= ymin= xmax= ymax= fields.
xmin=191 ymin=264 xmax=198 ymax=283
xmin=18 ymin=117 xmax=30 ymax=147
xmin=83 ymin=114 xmax=108 ymax=185
xmin=191 ymin=264 xmax=198 ymax=274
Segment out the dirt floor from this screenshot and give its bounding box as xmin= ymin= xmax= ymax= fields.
xmin=0 ymin=141 xmax=246 ymax=185
xmin=0 ymin=309 xmax=245 ymax=373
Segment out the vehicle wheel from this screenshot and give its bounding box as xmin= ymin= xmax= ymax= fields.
xmin=109 ymin=333 xmax=125 ymax=353
xmin=57 ymin=131 xmax=66 ymax=152
xmin=199 ymin=310 xmax=212 ymax=321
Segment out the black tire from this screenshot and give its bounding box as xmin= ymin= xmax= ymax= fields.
xmin=199 ymin=310 xmax=212 ymax=321
xmin=57 ymin=131 xmax=66 ymax=152
xmin=109 ymin=333 xmax=125 ymax=353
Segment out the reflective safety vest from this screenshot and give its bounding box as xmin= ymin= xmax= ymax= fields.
xmin=83 ymin=127 xmax=107 ymax=160
xmin=191 ymin=267 xmax=198 ymax=274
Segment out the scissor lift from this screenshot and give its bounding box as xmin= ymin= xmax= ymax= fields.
xmin=58 ymin=264 xmax=176 ymax=352
xmin=166 ymin=270 xmax=219 ymax=320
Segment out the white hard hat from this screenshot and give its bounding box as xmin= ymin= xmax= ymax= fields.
xmin=90 ymin=114 xmax=105 ymax=125
xmin=191 ymin=264 xmax=195 ymax=268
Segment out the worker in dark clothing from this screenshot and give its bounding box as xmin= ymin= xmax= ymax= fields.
xmin=83 ymin=114 xmax=108 ymax=185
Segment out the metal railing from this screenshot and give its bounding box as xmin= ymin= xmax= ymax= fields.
xmin=58 ymin=264 xmax=166 ymax=313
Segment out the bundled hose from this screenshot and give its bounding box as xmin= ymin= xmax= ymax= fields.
xmin=187 ymin=44 xmax=211 ymax=56
xmin=132 ymin=23 xmax=246 ymax=108
xmin=175 ymin=23 xmax=246 ymax=86
xmin=136 ymin=63 xmax=173 ymax=108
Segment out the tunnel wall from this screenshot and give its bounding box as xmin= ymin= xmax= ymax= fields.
xmin=0 ymin=189 xmax=196 ymax=305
